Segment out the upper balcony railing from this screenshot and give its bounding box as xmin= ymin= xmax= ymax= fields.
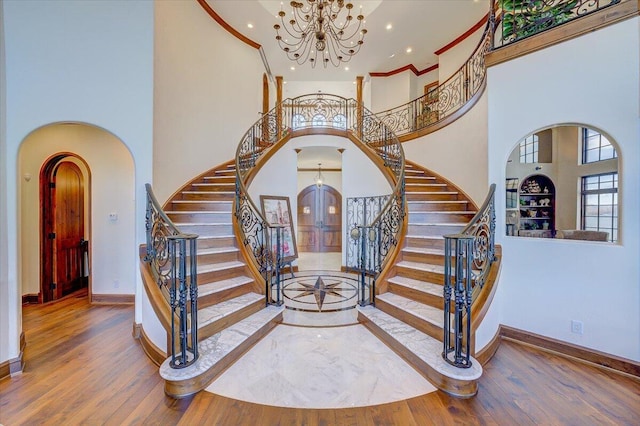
xmin=372 ymin=0 xmax=629 ymax=139
xmin=375 ymin=22 xmax=492 ymax=139
xmin=492 ymin=0 xmax=624 ymax=48
xmin=235 ymin=93 xmax=405 ymax=306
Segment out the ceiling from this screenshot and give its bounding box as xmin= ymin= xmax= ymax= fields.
xmin=208 ymin=0 xmax=489 ymax=82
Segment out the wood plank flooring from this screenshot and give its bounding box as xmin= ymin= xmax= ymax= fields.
xmin=1 ymin=294 xmax=639 ymax=425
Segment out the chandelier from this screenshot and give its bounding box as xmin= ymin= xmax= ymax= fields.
xmin=274 ymin=1 xmax=367 ymax=68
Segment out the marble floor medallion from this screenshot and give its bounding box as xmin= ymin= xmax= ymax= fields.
xmin=282 ymin=273 xmax=359 ymax=312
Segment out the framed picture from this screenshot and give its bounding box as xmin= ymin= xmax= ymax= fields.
xmin=260 ymin=195 xmax=298 ymax=263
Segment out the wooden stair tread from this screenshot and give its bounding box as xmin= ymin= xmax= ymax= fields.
xmin=174 ymin=222 xmax=232 ymax=226
xmin=397 ymin=260 xmax=444 ymax=274
xmin=198 ymin=276 xmax=253 ymax=296
xmin=197 ymin=246 xmax=239 ymax=256
xmin=376 ymin=292 xmax=444 ymax=328
xmin=198 ymin=260 xmax=245 ymax=274
xmin=160 ymin=305 xmax=284 ymax=384
xmin=197 ymin=292 xmax=263 ymax=328
xmin=408 ymin=222 xmax=467 ymax=226
xmin=357 ymin=306 xmax=481 ymax=382
xmin=387 ymin=276 xmax=442 ymax=296
xmin=172 ymin=200 xmax=232 ymax=205
xmin=402 ymin=247 xmax=444 ymax=256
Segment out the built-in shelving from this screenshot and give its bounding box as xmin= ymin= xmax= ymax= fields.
xmin=518 ymin=175 xmax=555 ymax=238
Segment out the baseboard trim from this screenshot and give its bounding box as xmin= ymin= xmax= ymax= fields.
xmin=22 ymin=293 xmax=40 ymax=304
xmin=91 ymin=294 xmax=135 ymax=305
xmin=501 ymin=325 xmax=640 ymax=379
xmin=136 ymin=324 xmax=167 ymax=367
xmin=475 ymin=326 xmax=502 ymax=366
xmin=132 ymin=322 xmax=141 ymax=339
xmin=1 ymin=332 xmax=26 ymax=380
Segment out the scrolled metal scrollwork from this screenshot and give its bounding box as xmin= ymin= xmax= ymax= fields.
xmin=236 ymin=94 xmax=405 ymax=307
xmin=144 ymin=183 xmax=199 ymax=368
xmin=373 ymin=22 xmax=492 ymax=138
xmin=496 ymin=0 xmax=623 ymax=47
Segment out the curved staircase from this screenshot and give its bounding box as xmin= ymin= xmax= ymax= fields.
xmin=154 ymin=160 xmax=283 ymax=398
xmin=358 ymin=160 xmax=491 ymax=397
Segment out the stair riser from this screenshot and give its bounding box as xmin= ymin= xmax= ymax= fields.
xmin=396 ymin=265 xmax=445 ymax=285
xmin=170 ymin=201 xmax=233 ymax=212
xmin=178 ymin=224 xmax=233 ymax=236
xmin=406 ymin=193 xmax=459 ymax=201
xmin=387 ymin=282 xmax=444 ymax=310
xmin=201 ymin=176 xmax=235 ymax=184
xmin=402 ymin=250 xmax=447 ymax=265
xmin=191 ymin=184 xmax=236 ymax=192
xmin=409 ymin=212 xmax=476 ymax=223
xmin=407 ymin=224 xmax=465 ymax=237
xmin=197 ymin=237 xmax=236 ymax=250
xmin=405 ymin=237 xmax=445 ymax=250
xmin=375 ymin=298 xmax=444 ymax=342
xmin=194 ymin=250 xmax=240 ymax=265
xmin=167 ymin=212 xmax=232 ymax=223
xmin=198 ymin=265 xmax=247 ymax=284
xmin=405 ymin=177 xmax=437 ymax=184
xmin=406 ymin=185 xmax=450 ymax=192
xmin=198 ymin=282 xmax=254 ymax=309
xmin=408 ymin=202 xmax=470 ymax=212
xmin=180 ymin=192 xmax=235 ymax=201
xmin=198 ymin=299 xmax=264 ymax=342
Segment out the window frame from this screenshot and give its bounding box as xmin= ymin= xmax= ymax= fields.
xmin=519 ymin=134 xmax=539 ymax=164
xmin=580 ymin=172 xmax=618 ymax=242
xmin=581 ymin=128 xmax=617 ymax=164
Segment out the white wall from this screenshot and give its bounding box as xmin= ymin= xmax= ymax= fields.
xmin=19 ymin=124 xmax=135 ymax=297
xmin=0 ymin=0 xmax=11 ymax=365
xmin=437 ymin=26 xmax=484 ymax=82
xmin=282 ymin=81 xmax=358 ymax=100
xmin=2 ymin=0 xmax=153 ymax=363
xmin=486 ymin=18 xmax=640 ymax=361
xmin=404 ymin=91 xmax=489 ymax=205
xmin=370 ymin=72 xmax=412 ymax=113
xmin=153 ymin=0 xmax=265 ymax=204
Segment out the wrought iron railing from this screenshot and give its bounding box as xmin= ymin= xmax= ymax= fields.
xmin=144 ymin=183 xmax=198 ymax=369
xmin=234 ymin=93 xmax=405 ymax=307
xmin=492 ymin=0 xmax=623 ymax=48
xmin=442 ymin=183 xmax=496 ymax=368
xmin=374 ymin=22 xmax=491 ymax=138
xmin=346 ymin=195 xmax=389 ymax=270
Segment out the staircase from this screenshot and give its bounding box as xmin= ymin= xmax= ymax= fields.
xmin=358 ymin=160 xmax=485 ymax=397
xmin=156 ymin=160 xmax=283 ymax=398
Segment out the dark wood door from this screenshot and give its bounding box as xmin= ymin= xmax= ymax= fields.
xmin=297 ymin=185 xmax=342 ymax=252
xmin=53 ymin=162 xmax=85 ymax=300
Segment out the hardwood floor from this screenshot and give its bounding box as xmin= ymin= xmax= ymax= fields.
xmin=1 ymin=295 xmax=639 ymax=425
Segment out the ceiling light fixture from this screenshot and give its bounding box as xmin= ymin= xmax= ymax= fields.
xmin=315 ymin=163 xmax=325 ymax=187
xmin=274 ymin=1 xmax=367 ymax=68
xmin=247 ymin=23 xmax=254 ymax=29
xmin=406 ymin=47 xmax=412 ymax=53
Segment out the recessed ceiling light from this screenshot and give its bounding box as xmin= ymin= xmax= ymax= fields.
xmin=345 ymin=66 xmax=349 ymax=71
xmin=247 ymin=23 xmax=254 ymax=29
xmin=389 ymin=53 xmax=395 ymax=58
xmin=290 ymin=66 xmax=295 ymax=71
xmin=406 ymin=47 xmax=413 ymax=54
xmin=283 ymin=81 xmax=287 ymax=84
xmin=386 ymin=23 xmax=392 ymax=30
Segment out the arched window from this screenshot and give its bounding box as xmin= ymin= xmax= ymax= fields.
xmin=312 ymin=114 xmax=326 ymax=127
xmin=292 ymin=114 xmax=305 ymax=130
xmin=333 ymin=114 xmax=347 ymax=129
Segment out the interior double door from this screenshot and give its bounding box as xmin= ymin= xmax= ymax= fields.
xmin=297 ymin=185 xmax=342 ymax=252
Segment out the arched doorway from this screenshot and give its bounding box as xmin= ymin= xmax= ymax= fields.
xmin=297 ymin=184 xmax=342 ymax=252
xmin=40 ymin=154 xmax=90 ymax=302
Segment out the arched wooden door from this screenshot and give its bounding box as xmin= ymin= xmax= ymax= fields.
xmin=42 ymin=157 xmax=87 ymax=302
xmin=297 ymin=185 xmax=342 ymax=252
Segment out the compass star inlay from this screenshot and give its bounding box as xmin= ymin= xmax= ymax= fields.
xmin=288 ymin=276 xmax=349 ymax=310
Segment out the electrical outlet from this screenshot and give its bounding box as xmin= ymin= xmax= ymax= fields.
xmin=571 ymin=320 xmax=583 ymax=335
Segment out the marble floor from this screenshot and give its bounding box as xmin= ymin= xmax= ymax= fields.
xmin=296 ymin=251 xmax=342 ymax=271
xmin=205 ymin=323 xmax=436 ymax=409
xmin=206 ymin=253 xmax=436 ymax=408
